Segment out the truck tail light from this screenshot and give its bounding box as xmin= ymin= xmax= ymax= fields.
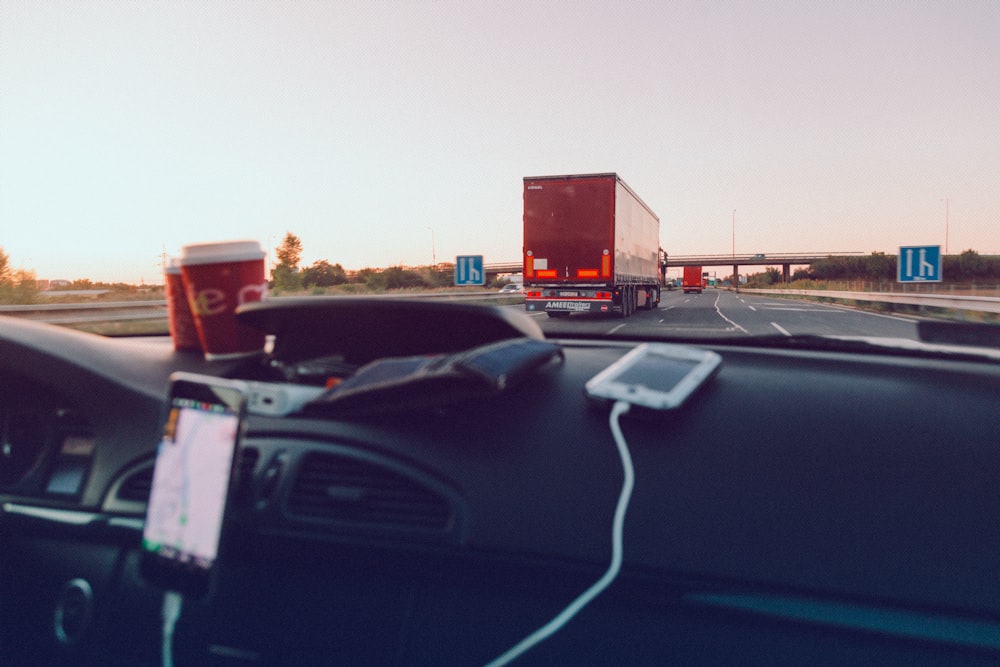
xmin=577 ymin=269 xmax=599 ymax=278
xmin=601 ymin=254 xmax=611 ymax=277
xmin=535 ymin=270 xmax=557 ymax=278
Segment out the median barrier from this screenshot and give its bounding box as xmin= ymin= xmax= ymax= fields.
xmin=736 ymin=288 xmax=1000 ymax=314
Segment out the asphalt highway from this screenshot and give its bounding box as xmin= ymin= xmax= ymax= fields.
xmin=524 ymin=289 xmax=921 ymax=341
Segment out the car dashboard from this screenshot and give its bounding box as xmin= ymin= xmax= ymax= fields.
xmin=2 ymin=300 xmax=1000 ymax=666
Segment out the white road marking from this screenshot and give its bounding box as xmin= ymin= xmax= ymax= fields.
xmin=608 ymin=323 xmax=627 ymax=334
xmin=713 ymin=292 xmax=749 ymax=334
xmin=760 ymin=306 xmax=844 ymax=312
xmin=771 ymin=322 xmax=792 ymax=336
xmin=753 ymin=299 xmax=918 ymax=323
xmin=812 ymin=301 xmax=921 ymax=323
xmin=748 ymin=305 xmax=757 ymax=311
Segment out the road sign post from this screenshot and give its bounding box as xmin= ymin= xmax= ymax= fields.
xmin=455 ymin=255 xmax=485 ymax=286
xmin=897 ymin=245 xmax=942 ymax=283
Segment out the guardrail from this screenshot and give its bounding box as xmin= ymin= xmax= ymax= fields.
xmin=0 ymin=292 xmax=518 ymax=325
xmin=738 ymin=288 xmax=1000 ymax=314
xmin=0 ymin=300 xmax=169 ymax=324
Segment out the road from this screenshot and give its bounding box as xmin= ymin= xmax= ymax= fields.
xmin=523 ymin=289 xmax=920 ymax=340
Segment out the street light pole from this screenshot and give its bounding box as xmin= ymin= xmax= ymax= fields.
xmin=944 ymin=198 xmax=949 ymax=255
xmin=732 ymin=209 xmax=737 ymax=290
xmin=427 ymin=227 xmax=436 ymax=266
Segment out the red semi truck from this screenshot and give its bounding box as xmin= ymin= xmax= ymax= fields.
xmin=522 ymin=173 xmax=661 ymax=318
xmin=682 ymin=266 xmax=703 ymax=294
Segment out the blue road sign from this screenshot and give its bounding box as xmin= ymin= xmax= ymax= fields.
xmin=898 ymin=245 xmax=942 ymax=283
xmin=455 ymin=255 xmax=485 ymax=286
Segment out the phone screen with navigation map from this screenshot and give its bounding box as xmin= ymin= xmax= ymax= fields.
xmin=140 ymin=373 xmax=247 ymax=598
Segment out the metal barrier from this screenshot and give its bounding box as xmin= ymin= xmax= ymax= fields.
xmin=0 ymin=292 xmax=518 ymax=325
xmin=737 ymin=288 xmax=1000 ymax=314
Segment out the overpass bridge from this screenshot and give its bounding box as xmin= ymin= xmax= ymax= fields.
xmin=485 ymin=253 xmax=865 ymax=283
xmin=664 ymin=253 xmax=865 ymax=283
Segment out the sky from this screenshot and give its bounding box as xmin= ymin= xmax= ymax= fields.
xmin=2 ymin=1 xmax=999 ymax=284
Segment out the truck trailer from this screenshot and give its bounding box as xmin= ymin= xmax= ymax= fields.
xmin=522 ymin=173 xmax=661 ymax=318
xmin=682 ymin=266 xmax=703 ymax=294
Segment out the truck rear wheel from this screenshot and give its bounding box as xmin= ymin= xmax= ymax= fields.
xmin=618 ymin=287 xmax=631 ymax=318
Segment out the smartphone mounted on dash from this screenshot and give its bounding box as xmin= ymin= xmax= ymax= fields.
xmin=585 ymin=343 xmax=722 ymax=411
xmin=140 ymin=373 xmax=248 ymax=598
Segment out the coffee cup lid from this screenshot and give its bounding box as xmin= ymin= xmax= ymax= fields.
xmin=180 ymin=240 xmax=266 ymax=266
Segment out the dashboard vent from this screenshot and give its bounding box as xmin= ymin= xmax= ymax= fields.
xmin=233 ymin=447 xmax=259 ymax=504
xmin=287 ymin=452 xmax=453 ymax=532
xmin=115 ymin=447 xmax=260 ymax=505
xmin=117 ymin=465 xmax=153 ymax=503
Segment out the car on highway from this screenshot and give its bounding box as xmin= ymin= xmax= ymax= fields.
xmin=751 ymin=253 xmax=766 ymax=260
xmin=498 ymin=283 xmax=522 ymax=294
xmin=3 ymin=4 xmax=1000 ymax=667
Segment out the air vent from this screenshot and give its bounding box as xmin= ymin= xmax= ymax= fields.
xmin=287 ymin=452 xmax=453 ymax=532
xmin=233 ymin=447 xmax=260 ymax=504
xmin=115 ymin=447 xmax=260 ymax=505
xmin=116 ymin=465 xmax=153 ymax=503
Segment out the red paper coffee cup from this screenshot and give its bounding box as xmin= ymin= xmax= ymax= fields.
xmin=164 ymin=258 xmax=202 ymax=352
xmin=179 ymin=240 xmax=268 ymax=360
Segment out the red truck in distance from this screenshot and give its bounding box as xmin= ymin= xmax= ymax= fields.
xmin=682 ymin=266 xmax=703 ymax=294
xmin=522 ymin=173 xmax=662 ymax=318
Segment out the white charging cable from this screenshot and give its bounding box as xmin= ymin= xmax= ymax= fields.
xmin=161 ymin=590 xmax=183 ymax=667
xmin=485 ymin=400 xmax=635 ymax=666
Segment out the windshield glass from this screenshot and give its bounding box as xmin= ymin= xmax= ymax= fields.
xmin=1 ymin=3 xmax=997 ymax=349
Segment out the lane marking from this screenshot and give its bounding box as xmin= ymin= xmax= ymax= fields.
xmin=750 ymin=298 xmax=918 ymax=323
xmin=607 ymin=323 xmax=627 ymax=335
xmin=813 ymin=301 xmax=920 ymax=323
xmin=714 ymin=292 xmax=749 ymax=334
xmin=771 ymin=322 xmax=792 ymax=336
xmin=748 ymin=305 xmax=757 ymax=311
xmin=658 ymin=326 xmax=742 ymax=334
xmin=759 ymin=306 xmax=844 ymax=312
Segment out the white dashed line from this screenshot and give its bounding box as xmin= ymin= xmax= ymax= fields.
xmin=771 ymin=322 xmax=792 ymax=336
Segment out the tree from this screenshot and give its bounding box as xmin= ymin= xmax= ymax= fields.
xmin=271 ymin=232 xmax=304 ymax=291
xmin=355 ymin=267 xmax=387 ymax=290
xmin=0 ymin=246 xmax=10 ymax=283
xmin=382 ymin=266 xmax=428 ymax=289
xmin=275 ymin=232 xmax=302 ymax=270
xmin=747 ymin=267 xmax=782 ymax=288
xmin=0 ymin=246 xmax=38 ymax=304
xmin=302 ymin=260 xmax=347 ymax=288
xmin=864 ymin=252 xmax=895 ymax=281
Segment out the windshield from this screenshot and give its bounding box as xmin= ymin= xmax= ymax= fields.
xmin=1 ymin=3 xmax=997 ymax=351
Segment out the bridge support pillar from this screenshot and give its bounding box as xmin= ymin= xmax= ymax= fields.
xmin=732 ymin=264 xmax=739 ymax=292
xmin=783 ymin=264 xmax=791 ymax=283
